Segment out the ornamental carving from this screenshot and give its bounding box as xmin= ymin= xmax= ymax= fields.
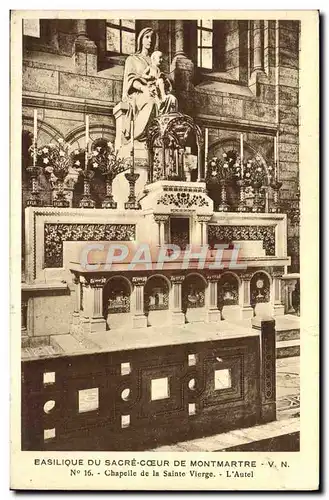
xmin=144 ymin=277 xmax=169 ymax=312
xmin=157 ymin=192 xmax=209 ymax=209
xmin=183 ymin=279 xmax=206 ymax=310
xmin=44 ymin=223 xmax=136 ymax=268
xmin=218 ymin=274 xmax=239 ymax=307
xmin=250 ymin=272 xmax=271 ymax=304
xmin=208 ymin=225 xmax=275 ymax=256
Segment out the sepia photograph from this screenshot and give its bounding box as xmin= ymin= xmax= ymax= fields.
xmin=10 ymin=9 xmax=319 ymax=490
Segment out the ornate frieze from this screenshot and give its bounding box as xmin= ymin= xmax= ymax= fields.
xmin=208 ymin=225 xmax=275 ymax=256
xmin=44 ymin=223 xmax=136 ymax=268
xmin=157 ymin=191 xmax=209 ymax=209
xmin=131 ymin=276 xmax=148 ymax=287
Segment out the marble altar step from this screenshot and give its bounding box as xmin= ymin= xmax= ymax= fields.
xmin=50 ymin=334 xmax=94 ymax=354
xmin=274 ymin=314 xmax=300 ymax=359
xmin=148 ymin=417 xmax=300 ymax=452
xmin=276 ymin=338 xmax=300 ymax=359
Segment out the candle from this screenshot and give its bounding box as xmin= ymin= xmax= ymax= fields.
xmin=274 ymin=135 xmax=277 ymax=163
xmin=130 ymin=120 xmax=134 ymax=173
xmin=274 ymin=134 xmax=278 ymax=180
xmin=205 ymin=128 xmax=209 ymax=159
xmin=33 ymin=109 xmax=37 ymax=143
xmin=85 ymin=115 xmax=89 ymax=149
xmin=33 ymin=109 xmax=37 ymax=167
xmin=240 ymin=133 xmax=244 ymax=163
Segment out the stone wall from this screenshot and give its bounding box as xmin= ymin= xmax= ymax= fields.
xmin=22 ymin=18 xmax=300 ymax=271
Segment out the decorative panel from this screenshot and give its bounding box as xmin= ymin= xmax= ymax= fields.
xmin=44 ymin=223 xmax=136 ymax=268
xmin=208 ymin=225 xmax=276 ymax=256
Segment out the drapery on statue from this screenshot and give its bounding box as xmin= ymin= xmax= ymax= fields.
xmin=122 ymin=27 xmax=178 ymax=142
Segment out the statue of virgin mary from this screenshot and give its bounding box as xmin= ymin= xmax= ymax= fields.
xmin=122 ymin=27 xmax=178 ymax=142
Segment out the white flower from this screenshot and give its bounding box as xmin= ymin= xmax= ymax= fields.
xmin=268 ymin=166 xmax=272 ymax=170
xmin=107 ymin=141 xmax=114 ymax=150
xmin=223 ymin=163 xmax=228 ymax=169
xmin=210 ymin=161 xmax=216 ymax=167
xmin=245 ymin=172 xmax=250 ymax=178
xmin=59 ymin=151 xmax=65 ymax=157
xmin=93 ymin=162 xmax=98 ymax=168
xmin=42 ymin=147 xmax=49 ymax=154
xmin=74 ymin=149 xmax=80 ymax=155
xmin=257 ymin=167 xmax=262 ymax=172
xmin=45 ymin=166 xmax=53 ymax=173
xmin=43 ymin=158 xmax=49 ymax=164
xmin=92 ymin=151 xmax=99 ymax=157
xmin=74 ymin=160 xmax=81 ymax=166
xmin=96 ymin=146 xmax=101 ymax=152
xmin=58 ymin=138 xmax=64 ymax=144
xmin=223 ymin=153 xmax=227 ymax=158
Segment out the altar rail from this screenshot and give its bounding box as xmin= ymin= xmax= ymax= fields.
xmin=21 ymin=319 xmax=276 ymax=451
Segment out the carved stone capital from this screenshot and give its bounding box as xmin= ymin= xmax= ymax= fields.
xmin=132 ymin=276 xmax=148 ymax=287
xmin=154 ymin=214 xmax=170 ymax=224
xmin=89 ymin=276 xmax=107 ymax=288
xmin=272 ymin=266 xmax=285 ymax=278
xmin=240 ymin=272 xmax=254 ymax=282
xmin=197 ymin=215 xmax=213 ymax=223
xmin=170 ymin=275 xmax=185 ymax=284
xmin=207 ymin=273 xmax=221 ymax=283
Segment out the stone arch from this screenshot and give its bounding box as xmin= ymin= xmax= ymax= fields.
xmin=208 ymin=137 xmax=272 ymax=183
xmin=22 ymin=115 xmax=64 ymax=147
xmin=144 ymin=274 xmax=170 ymax=313
xmin=65 ymin=123 xmax=116 ymax=152
xmin=218 ymin=271 xmax=240 ymax=311
xmin=182 ymin=273 xmax=207 ymax=313
xmin=103 ymin=275 xmax=132 ymax=318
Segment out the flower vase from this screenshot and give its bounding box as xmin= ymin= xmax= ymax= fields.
xmin=217 ymin=179 xmax=229 ymax=212
xmin=102 ymin=174 xmax=117 ymax=209
xmin=53 ymin=178 xmax=69 ymax=208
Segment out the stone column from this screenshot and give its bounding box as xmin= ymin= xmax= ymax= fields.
xmin=131 ymin=277 xmax=148 ymax=328
xmin=239 ymin=272 xmax=254 ymax=320
xmin=154 ymin=214 xmax=169 ymax=245
xmin=272 ymin=269 xmax=285 ymax=316
xmin=252 ymin=317 xmax=276 ymax=424
xmin=174 ymin=20 xmax=185 ymax=56
xmin=197 ymin=215 xmax=211 ymax=246
xmin=206 ymin=274 xmax=221 ymax=323
xmin=252 ymin=20 xmax=263 ymax=72
xmin=281 ymin=274 xmax=299 ymax=314
xmin=70 ymin=275 xmax=81 ymax=331
xmin=89 ymin=277 xmax=107 ymax=333
xmin=80 ymin=276 xmax=107 ymax=333
xmin=74 ymin=19 xmax=97 ymax=75
xmin=170 ymin=275 xmax=185 ymax=325
xmin=170 ymin=20 xmax=194 ymax=94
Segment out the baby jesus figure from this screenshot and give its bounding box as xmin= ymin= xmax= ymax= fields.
xmin=142 ymin=51 xmax=173 ymax=110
